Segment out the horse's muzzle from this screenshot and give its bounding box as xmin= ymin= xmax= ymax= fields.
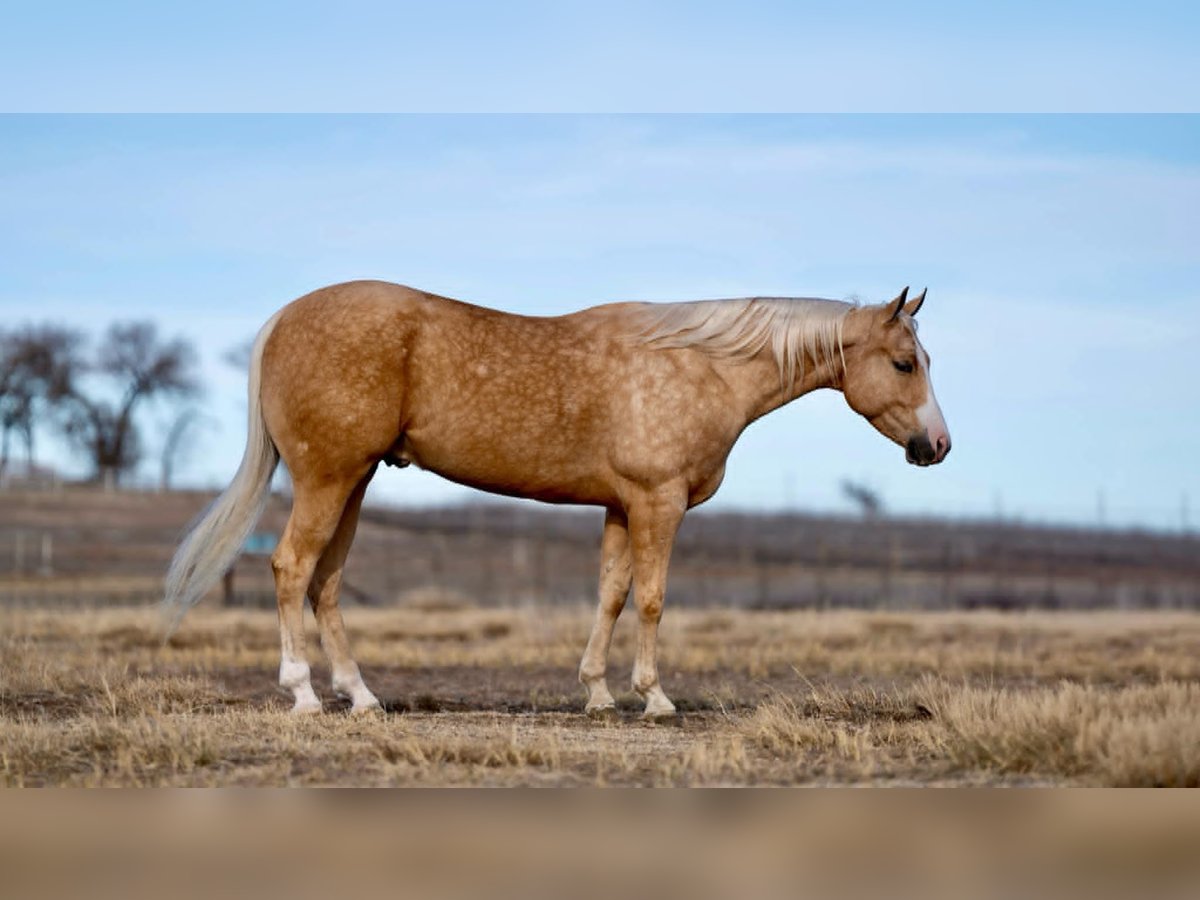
xmin=906 ymin=431 xmax=951 ymax=466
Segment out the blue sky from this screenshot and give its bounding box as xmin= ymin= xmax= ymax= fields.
xmin=1 ymin=2 xmax=1198 ymax=111
xmin=1 ymin=115 xmax=1197 ymax=528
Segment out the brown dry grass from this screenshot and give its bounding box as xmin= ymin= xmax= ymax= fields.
xmin=2 ymin=605 xmax=1199 ymax=786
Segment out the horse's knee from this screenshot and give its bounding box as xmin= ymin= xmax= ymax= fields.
xmin=270 ymin=546 xmax=292 ymax=580
xmin=638 ymin=597 xmax=663 ymax=622
xmin=271 ymin=542 xmax=309 ymax=594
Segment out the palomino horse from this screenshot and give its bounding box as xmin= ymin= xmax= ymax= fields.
xmin=165 ymin=281 xmax=950 ymax=718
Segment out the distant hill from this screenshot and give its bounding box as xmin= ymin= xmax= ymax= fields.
xmin=1 ymin=486 xmax=1198 ymax=610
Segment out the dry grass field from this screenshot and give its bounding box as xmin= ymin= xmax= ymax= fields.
xmin=3 ymin=602 xmax=1200 ymax=786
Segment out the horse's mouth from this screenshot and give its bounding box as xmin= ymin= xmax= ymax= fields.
xmin=905 ymin=434 xmax=938 ymax=466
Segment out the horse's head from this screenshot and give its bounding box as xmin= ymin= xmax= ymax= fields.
xmin=840 ymin=287 xmax=951 ymax=466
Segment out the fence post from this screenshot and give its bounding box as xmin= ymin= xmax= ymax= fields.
xmin=815 ymin=539 xmax=829 ymax=611
xmin=39 ymin=533 xmax=53 ymax=577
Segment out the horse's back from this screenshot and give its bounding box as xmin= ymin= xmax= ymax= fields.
xmin=258 ymin=282 xmax=626 ymax=494
xmin=259 ymin=281 xmax=729 ymax=504
xmin=394 ymin=290 xmax=641 ymax=503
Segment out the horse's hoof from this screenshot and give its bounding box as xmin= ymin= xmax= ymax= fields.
xmin=641 ymin=711 xmax=677 ymax=723
xmin=291 ymin=700 xmax=323 ymax=715
xmin=641 ymin=700 xmax=677 ymax=722
xmin=350 ymin=699 xmax=384 ymax=715
xmin=586 ymin=704 xmax=618 ymax=721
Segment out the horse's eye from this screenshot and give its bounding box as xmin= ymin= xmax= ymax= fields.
xmin=893 ymin=360 xmax=914 ymax=374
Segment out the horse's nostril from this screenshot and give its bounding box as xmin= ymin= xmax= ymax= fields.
xmin=936 ymin=435 xmax=951 ymax=459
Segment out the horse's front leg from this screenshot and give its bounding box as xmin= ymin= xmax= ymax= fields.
xmin=578 ymin=509 xmax=632 ymax=716
xmin=627 ymin=487 xmax=686 ymax=719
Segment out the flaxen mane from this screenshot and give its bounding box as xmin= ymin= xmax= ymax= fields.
xmin=635 ymin=297 xmax=853 ymax=390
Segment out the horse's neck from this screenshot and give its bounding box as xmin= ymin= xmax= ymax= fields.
xmin=719 ymin=350 xmax=843 ymax=425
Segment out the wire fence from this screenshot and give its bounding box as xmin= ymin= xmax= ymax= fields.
xmin=3 ymin=483 xmax=1198 ymax=611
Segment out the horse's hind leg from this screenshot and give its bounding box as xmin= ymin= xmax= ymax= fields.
xmin=271 ymin=472 xmax=364 ymax=713
xmin=578 ymin=509 xmax=632 ymax=716
xmin=307 ymin=466 xmax=381 ymax=713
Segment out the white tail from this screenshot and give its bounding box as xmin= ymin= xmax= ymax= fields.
xmin=162 ymin=309 xmax=284 ymax=633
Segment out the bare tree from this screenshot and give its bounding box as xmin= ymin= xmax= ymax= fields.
xmin=222 ymin=337 xmax=254 ymax=371
xmin=159 ymin=408 xmax=208 ymax=491
xmin=841 ymin=479 xmax=884 ymax=518
xmin=0 ymin=325 xmax=83 ymax=480
xmin=62 ymin=322 xmax=200 ymax=485
xmin=0 ymin=330 xmax=30 ymax=477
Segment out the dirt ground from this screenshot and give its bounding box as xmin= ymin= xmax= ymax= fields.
xmin=2 ymin=604 xmax=1199 ymax=786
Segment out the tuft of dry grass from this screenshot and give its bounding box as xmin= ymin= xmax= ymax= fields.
xmin=917 ymin=677 xmax=1200 ymax=787
xmin=2 ymin=605 xmax=1199 ymax=786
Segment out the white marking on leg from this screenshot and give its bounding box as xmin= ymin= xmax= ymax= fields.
xmin=641 ymin=686 xmax=676 ymax=718
xmin=332 ymin=663 xmax=382 ymax=713
xmin=581 ymin=655 xmax=617 ymax=713
xmin=280 ymin=654 xmax=321 ymax=714
xmin=633 ymin=664 xmax=676 ymax=719
xmin=584 ymin=683 xmax=617 ymax=714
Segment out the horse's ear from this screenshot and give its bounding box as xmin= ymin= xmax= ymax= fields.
xmin=905 ymin=287 xmax=927 ymax=317
xmin=885 ymin=287 xmax=909 ymax=322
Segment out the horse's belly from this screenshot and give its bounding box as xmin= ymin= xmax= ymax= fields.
xmin=396 ymin=432 xmax=618 ymax=506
